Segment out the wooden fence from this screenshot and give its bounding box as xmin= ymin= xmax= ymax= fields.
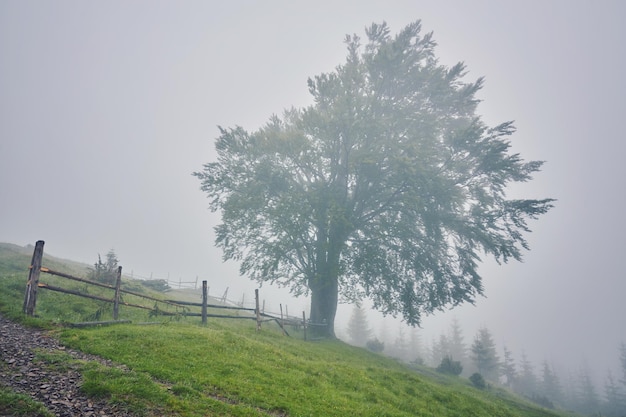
xmin=22 ymin=240 xmax=321 ymax=338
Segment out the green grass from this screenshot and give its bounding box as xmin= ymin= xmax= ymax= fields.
xmin=0 ymin=386 xmax=54 ymax=417
xmin=55 ymin=321 xmax=569 ymax=417
xmin=0 ymin=242 xmax=575 ymax=417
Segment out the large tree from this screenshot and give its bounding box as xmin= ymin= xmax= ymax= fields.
xmin=195 ymin=21 xmax=554 ymax=337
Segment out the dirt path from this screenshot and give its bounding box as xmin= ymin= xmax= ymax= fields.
xmin=0 ymin=313 xmax=133 ymax=416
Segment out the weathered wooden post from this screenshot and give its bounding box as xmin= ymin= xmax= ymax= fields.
xmin=277 ymin=304 xmax=288 ymax=336
xmin=302 ymin=311 xmax=307 ymax=341
xmin=255 ymin=289 xmax=261 ymax=331
xmin=23 ymin=240 xmax=45 ymax=316
xmin=202 ymin=280 xmax=208 ymax=325
xmin=113 ymin=266 xmax=122 ymax=320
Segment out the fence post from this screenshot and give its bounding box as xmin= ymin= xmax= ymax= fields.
xmin=202 ymin=280 xmax=208 ymax=325
xmin=302 ymin=311 xmax=307 ymax=341
xmin=23 ymin=240 xmax=45 ymax=316
xmin=113 ymin=266 xmax=122 ymax=320
xmin=255 ymin=289 xmax=261 ymax=331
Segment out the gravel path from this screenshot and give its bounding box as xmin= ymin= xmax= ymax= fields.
xmin=0 ymin=313 xmax=133 ymax=416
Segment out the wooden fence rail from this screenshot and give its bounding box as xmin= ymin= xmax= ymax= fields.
xmin=22 ymin=240 xmax=322 ymax=337
xmin=41 ymin=267 xmax=185 ymax=309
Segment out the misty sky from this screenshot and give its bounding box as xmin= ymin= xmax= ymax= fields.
xmin=1 ymin=1 xmax=625 ymax=384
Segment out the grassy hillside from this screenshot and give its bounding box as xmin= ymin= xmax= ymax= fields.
xmin=0 ymin=243 xmax=575 ymax=417
xmin=0 ymin=242 xmax=91 ymax=276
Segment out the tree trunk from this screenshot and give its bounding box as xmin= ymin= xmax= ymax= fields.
xmin=309 ymin=167 xmax=350 ymax=338
xmin=309 ymin=219 xmax=344 ymax=338
xmin=309 ymin=274 xmax=339 ymax=338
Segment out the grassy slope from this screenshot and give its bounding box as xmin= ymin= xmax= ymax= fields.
xmin=0 ymin=243 xmax=574 ymax=417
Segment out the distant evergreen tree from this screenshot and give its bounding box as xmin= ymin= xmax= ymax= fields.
xmin=561 ymin=371 xmax=576 ymax=411
xmin=619 ymin=342 xmax=626 ymax=385
xmin=388 ymin=325 xmax=410 ymax=361
xmin=576 ymin=367 xmax=601 ymax=415
xmin=378 ymin=318 xmax=391 ymax=351
xmin=470 ymin=328 xmax=500 ymax=382
xmin=603 ymin=370 xmax=626 ymax=417
xmin=501 ymin=345 xmax=517 ymax=388
xmin=540 ymin=361 xmax=563 ymax=406
xmin=346 ymin=304 xmax=371 ymax=347
xmin=430 ymin=334 xmax=451 ymax=368
xmin=408 ymin=328 xmax=425 ymax=365
xmin=447 ymin=318 xmax=468 ymax=372
xmin=516 ymin=351 xmax=538 ymax=397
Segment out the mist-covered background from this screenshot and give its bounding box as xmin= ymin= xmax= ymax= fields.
xmin=1 ymin=0 xmax=625 ymax=392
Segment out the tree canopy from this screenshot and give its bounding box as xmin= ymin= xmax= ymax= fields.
xmin=194 ymin=20 xmax=554 ymax=337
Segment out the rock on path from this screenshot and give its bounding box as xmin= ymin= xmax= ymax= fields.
xmin=0 ymin=313 xmax=133 ymax=416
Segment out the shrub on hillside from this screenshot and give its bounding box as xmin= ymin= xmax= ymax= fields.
xmin=141 ymin=279 xmax=170 ymax=292
xmin=89 ymin=250 xmax=120 ymax=285
xmin=366 ymin=338 xmax=384 ymax=353
xmin=469 ymin=372 xmax=486 ymax=389
xmin=436 ymin=355 xmax=463 ymax=376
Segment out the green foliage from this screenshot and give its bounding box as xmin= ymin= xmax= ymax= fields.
xmin=89 ymin=250 xmax=120 ymax=285
xmin=436 ymin=355 xmax=463 ymax=376
xmin=194 ymin=20 xmax=554 ymax=333
xmin=470 ymin=373 xmax=487 ymax=390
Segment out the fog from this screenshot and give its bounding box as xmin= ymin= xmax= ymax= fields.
xmin=1 ymin=0 xmax=625 ymax=394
